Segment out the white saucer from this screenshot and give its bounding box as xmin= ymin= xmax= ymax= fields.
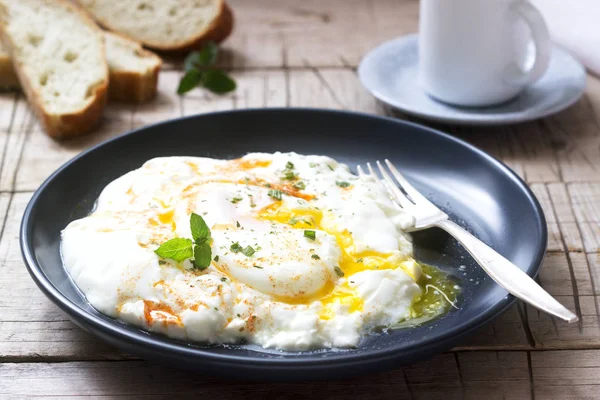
xmin=358 ymin=34 xmax=586 ymax=125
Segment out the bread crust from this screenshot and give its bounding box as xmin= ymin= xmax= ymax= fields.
xmin=0 ymin=50 xmax=18 ymax=89
xmin=0 ymin=0 xmax=109 ymax=139
xmin=77 ymin=0 xmax=234 ymax=52
xmin=106 ymin=33 xmax=162 ymax=103
xmin=0 ymin=32 xmax=161 ymax=103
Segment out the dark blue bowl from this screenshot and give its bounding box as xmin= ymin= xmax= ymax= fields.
xmin=20 ymin=108 xmax=546 ymax=381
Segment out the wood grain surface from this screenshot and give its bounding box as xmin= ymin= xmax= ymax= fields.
xmin=1 ymin=0 xmax=599 ymax=398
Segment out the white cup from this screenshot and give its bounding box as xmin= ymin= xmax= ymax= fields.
xmin=418 ymin=0 xmax=551 ymax=107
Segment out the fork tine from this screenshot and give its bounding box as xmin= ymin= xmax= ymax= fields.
xmin=375 ymin=161 xmax=415 ymax=209
xmin=384 ymin=159 xmax=435 ymax=207
xmin=356 ymin=165 xmax=367 ymax=176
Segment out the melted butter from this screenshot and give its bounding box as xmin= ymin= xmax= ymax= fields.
xmin=398 ymin=264 xmax=459 ymax=328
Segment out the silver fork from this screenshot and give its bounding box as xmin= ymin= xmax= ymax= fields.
xmin=358 ymin=159 xmax=578 ymax=323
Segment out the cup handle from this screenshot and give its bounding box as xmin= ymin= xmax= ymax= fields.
xmin=504 ymin=1 xmax=551 ymax=86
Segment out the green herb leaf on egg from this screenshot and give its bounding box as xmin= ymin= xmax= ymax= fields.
xmin=334 ymin=266 xmax=345 ymax=277
xmin=193 ymin=243 xmax=212 ymax=270
xmin=336 ymin=181 xmax=351 ymax=188
xmin=154 ymin=238 xmax=194 ymax=262
xmin=190 ymin=212 xmax=210 ymax=244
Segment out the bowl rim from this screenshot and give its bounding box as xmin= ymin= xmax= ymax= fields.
xmin=20 ymin=107 xmax=547 ymax=368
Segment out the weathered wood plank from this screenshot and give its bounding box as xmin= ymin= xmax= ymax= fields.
xmin=458 ymin=351 xmax=532 ymax=400
xmin=455 ymin=304 xmax=531 ymax=350
xmin=532 ymin=349 xmax=600 ymax=399
xmin=527 ymin=294 xmax=600 ymax=348
xmin=11 ymin=100 xmax=135 ymax=192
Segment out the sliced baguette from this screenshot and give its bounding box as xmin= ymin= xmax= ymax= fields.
xmin=104 ymin=32 xmax=162 ymax=103
xmin=0 ymin=43 xmax=18 ymax=89
xmin=0 ymin=0 xmax=109 ymax=138
xmin=0 ymin=33 xmax=162 ymax=103
xmin=75 ymin=0 xmax=234 ymax=52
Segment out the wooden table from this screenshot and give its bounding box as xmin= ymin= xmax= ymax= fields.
xmin=2 ymin=1 xmax=599 ymax=398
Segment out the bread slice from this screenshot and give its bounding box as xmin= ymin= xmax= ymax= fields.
xmin=0 ymin=0 xmax=109 ymax=138
xmin=75 ymin=0 xmax=234 ymax=52
xmin=104 ymin=32 xmax=162 ymax=103
xmin=0 ymin=32 xmax=162 ymax=103
xmin=0 ymin=42 xmax=18 ymax=89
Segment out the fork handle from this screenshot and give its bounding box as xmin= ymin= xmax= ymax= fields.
xmin=435 ymin=220 xmax=578 ymax=323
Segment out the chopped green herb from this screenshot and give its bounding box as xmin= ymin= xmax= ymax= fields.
xmin=230 ymin=242 xmax=243 ymax=253
xmin=282 ymin=170 xmax=298 ymax=180
xmin=242 ymin=245 xmax=256 ymax=257
xmin=237 ymin=313 xmax=241 ymax=318
xmin=231 ymin=196 xmax=243 ymax=204
xmin=268 ymin=189 xmax=283 ymax=200
xmin=158 ymin=260 xmax=167 ymax=265
xmin=311 ymin=254 xmax=321 ymax=260
xmin=214 ymin=255 xmax=220 ymax=262
xmin=288 ymin=217 xmax=299 ymax=226
xmin=356 ymin=258 xmax=363 ymax=263
xmin=220 ymin=277 xmax=227 ymax=282
xmin=334 ymin=266 xmax=345 ymax=277
xmin=253 ymin=265 xmax=263 ymax=269
xmin=304 ymin=230 xmax=316 ymax=240
xmin=328 ymin=165 xmax=334 ymax=171
xmin=236 ymin=221 xmax=241 ymax=228
xmin=248 ymin=194 xmax=256 ymax=207
xmin=293 ymin=181 xmax=306 ymax=190
xmin=336 ymin=181 xmax=351 ymax=188
xmin=286 ymin=161 xmax=295 ymax=169
xmin=264 ymin=183 xmax=272 ymax=188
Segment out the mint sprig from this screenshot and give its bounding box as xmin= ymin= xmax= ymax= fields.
xmin=154 ymin=212 xmax=212 ymax=270
xmin=178 ymin=41 xmax=236 ymax=95
xmin=154 ymin=237 xmax=193 ymax=261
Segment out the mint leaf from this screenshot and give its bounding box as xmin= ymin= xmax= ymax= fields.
xmin=190 ymin=212 xmax=210 ymax=244
xmin=193 ymin=243 xmax=212 ymax=270
xmin=155 ymin=238 xmax=193 ymax=261
xmin=198 ymin=41 xmax=218 ymax=65
xmin=177 ymin=69 xmax=203 ymax=94
xmin=202 ymin=69 xmax=236 ymax=94
xmin=184 ymin=51 xmax=202 ymax=72
xmin=183 ymin=42 xmax=218 ymax=71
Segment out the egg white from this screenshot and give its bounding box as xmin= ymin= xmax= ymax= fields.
xmin=61 ymin=152 xmax=422 ymax=350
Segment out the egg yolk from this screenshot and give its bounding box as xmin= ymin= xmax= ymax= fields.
xmin=257 ymin=201 xmax=418 ymax=319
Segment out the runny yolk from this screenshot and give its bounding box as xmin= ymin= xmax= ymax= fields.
xmin=148 ymin=208 xmax=177 ymax=231
xmin=256 ymin=202 xmax=418 ymax=319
